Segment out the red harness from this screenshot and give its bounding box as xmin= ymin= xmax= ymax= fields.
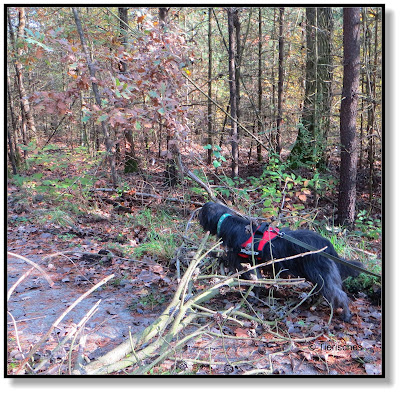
xmin=238 ymin=225 xmax=279 ymax=260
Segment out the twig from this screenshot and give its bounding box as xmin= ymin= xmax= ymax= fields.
xmin=7 ymin=252 xmax=54 ymax=289
xmin=83 ymin=234 xmax=218 ymax=374
xmin=7 ymin=311 xmax=23 ymax=355
xmin=73 ymin=335 xmax=87 ymax=375
xmin=90 ymin=188 xmax=204 ymax=206
xmin=15 ymin=274 xmax=114 ymax=375
xmin=182 ymin=72 xmax=269 ymax=152
xmin=7 ymin=267 xmax=35 ymax=301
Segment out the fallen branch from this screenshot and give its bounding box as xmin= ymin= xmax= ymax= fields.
xmin=7 ymin=252 xmax=54 ymax=290
xmin=81 ymin=244 xmax=329 ymax=375
xmin=7 ymin=267 xmax=35 ymax=301
xmin=174 ymin=150 xmax=219 ymax=203
xmin=15 ymin=274 xmax=114 ymax=375
xmin=90 ymin=188 xmax=204 ymax=207
xmin=82 ymin=234 xmax=220 ymax=374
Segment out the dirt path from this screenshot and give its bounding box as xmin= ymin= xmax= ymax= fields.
xmin=7 ymin=238 xmax=173 ymax=374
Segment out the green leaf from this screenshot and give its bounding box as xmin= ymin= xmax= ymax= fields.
xmin=97 ymin=114 xmax=108 ymax=122
xmin=24 ymin=27 xmax=35 ymax=37
xmin=213 ymin=160 xmax=221 ymax=168
xmin=82 ymin=115 xmax=91 ymax=123
xmin=203 ymin=144 xmax=212 ymax=150
xmin=25 ymin=37 xmax=54 ymax=52
xmin=115 ymin=78 xmax=121 ymax=86
xmin=157 ymin=108 xmax=165 ymax=115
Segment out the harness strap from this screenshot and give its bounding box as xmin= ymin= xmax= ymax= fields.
xmin=278 ymin=232 xmax=381 ymax=279
xmin=238 ymin=226 xmax=279 ymax=260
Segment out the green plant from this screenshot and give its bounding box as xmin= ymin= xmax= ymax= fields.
xmin=130 ymin=208 xmax=180 ymax=261
xmin=251 ymin=155 xmax=337 ymax=218
xmin=36 ymin=208 xmax=76 ymax=228
xmin=128 ymin=289 xmax=167 ymax=311
xmin=203 ymin=144 xmax=226 ymax=169
xmin=132 ymin=230 xmax=178 ymax=261
xmin=214 ymin=175 xmax=250 ymax=200
xmin=355 ymin=210 xmax=381 ymax=239
xmin=57 ymin=233 xmax=76 ymax=240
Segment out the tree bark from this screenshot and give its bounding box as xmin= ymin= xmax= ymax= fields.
xmin=207 ymin=8 xmax=213 ymax=165
xmin=227 ymin=7 xmax=239 ymax=178
xmin=256 ymin=7 xmax=263 ymax=162
xmin=7 ymin=65 xmax=19 ymax=174
xmin=290 ymin=7 xmax=333 ymax=168
xmin=337 ymin=7 xmax=361 ymax=226
xmin=276 ymin=7 xmax=284 ymax=155
xmin=72 ymin=7 xmax=118 ymax=187
xmin=118 ymin=7 xmax=128 ymax=73
xmin=7 ymin=7 xmax=38 ymax=159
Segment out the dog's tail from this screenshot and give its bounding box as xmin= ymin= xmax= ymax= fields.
xmin=338 ymin=260 xmax=364 ymax=280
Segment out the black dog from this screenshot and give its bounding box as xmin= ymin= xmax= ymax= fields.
xmin=198 ymin=202 xmax=363 ymax=322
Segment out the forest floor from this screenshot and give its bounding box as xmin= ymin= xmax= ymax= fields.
xmin=6 ymin=146 xmax=382 ymax=376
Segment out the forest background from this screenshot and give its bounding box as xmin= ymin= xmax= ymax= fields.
xmin=6 ymin=6 xmax=384 ymax=376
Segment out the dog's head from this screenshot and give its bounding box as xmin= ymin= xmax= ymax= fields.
xmin=198 ymin=202 xmax=234 ymax=235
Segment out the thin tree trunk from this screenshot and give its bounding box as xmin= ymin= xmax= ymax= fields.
xmin=289 ymin=7 xmax=333 ymax=168
xmin=338 ymin=7 xmax=361 ymax=226
xmin=72 ymin=7 xmax=118 ymax=187
xmin=16 ymin=8 xmax=37 ymax=141
xmin=368 ymin=10 xmax=379 ymax=200
xmin=7 ymin=7 xmax=37 ymax=159
xmin=276 ymin=7 xmax=284 ymax=155
xmin=233 ymin=9 xmax=241 ymax=141
xmin=118 ymin=7 xmax=128 ymax=73
xmin=207 ymin=8 xmax=213 ymax=165
xmin=7 ymin=65 xmax=19 ymax=173
xmin=227 ymin=7 xmax=239 ymax=178
xmin=256 ymin=7 xmax=263 ymax=162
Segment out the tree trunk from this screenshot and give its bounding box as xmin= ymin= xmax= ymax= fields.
xmin=7 ymin=65 xmax=20 ymax=173
xmin=16 ymin=8 xmax=37 ymax=141
xmin=276 ymin=7 xmax=284 ymax=155
xmin=290 ymin=7 xmax=333 ymax=168
xmin=233 ymin=9 xmax=241 ymax=140
xmin=337 ymin=7 xmax=361 ymax=226
xmin=158 ymin=7 xmax=168 ymax=27
xmin=72 ymin=7 xmax=118 ymax=187
xmin=207 ymin=8 xmax=213 ymax=165
xmin=227 ymin=7 xmax=239 ymax=178
xmin=118 ymin=7 xmax=128 ymax=73
xmin=7 ymin=7 xmax=37 ymax=159
xmin=256 ymin=7 xmax=263 ymax=162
